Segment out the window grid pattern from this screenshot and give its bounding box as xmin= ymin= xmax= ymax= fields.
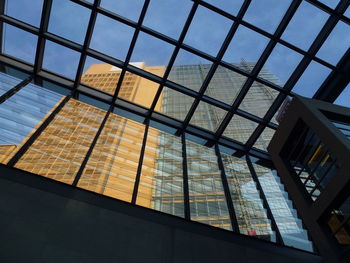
xmin=0 ymin=0 xmax=348 ymax=158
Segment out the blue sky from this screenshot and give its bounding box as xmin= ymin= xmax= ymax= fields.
xmin=2 ymin=0 xmax=350 ymax=105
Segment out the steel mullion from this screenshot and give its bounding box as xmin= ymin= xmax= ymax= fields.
xmin=72 ymin=0 xmax=101 ymax=98
xmin=72 ymin=105 xmax=112 ymax=186
xmin=215 ymin=144 xmax=240 ymax=232
xmin=131 ymin=120 xmax=150 ymax=204
xmin=149 ymin=2 xmax=199 ymax=115
xmin=215 ymin=0 xmax=302 ymax=144
xmin=33 ymin=0 xmax=52 ymax=76
xmin=7 ymin=95 xmax=71 ymax=166
xmin=182 ymin=0 xmax=252 ymax=133
xmin=296 ymin=141 xmax=323 ymax=178
xmin=0 ymin=0 xmax=6 ymax=53
xmin=182 ymin=133 xmax=191 ymax=220
xmin=0 ymin=76 xmax=32 ymax=104
xmin=111 ymin=0 xmax=150 ymax=102
xmin=246 ymin=155 xmax=285 ymax=245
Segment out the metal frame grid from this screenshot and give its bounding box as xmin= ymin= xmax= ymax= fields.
xmin=0 ymin=0 xmax=349 ymax=162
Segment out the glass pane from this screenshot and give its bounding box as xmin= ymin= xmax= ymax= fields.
xmin=48 ymin=0 xmax=91 ymax=44
xmin=119 ymin=70 xmax=159 ymax=108
xmin=205 ymin=66 xmax=247 ymax=105
xmin=204 ymin=0 xmax=244 ymax=16
xmin=100 ymin=0 xmax=144 ymax=22
xmin=0 ymin=81 xmax=62 ymax=164
xmin=90 ymin=13 xmax=134 ymax=61
xmin=15 ymin=99 xmax=106 ymax=184
xmin=239 ymin=82 xmax=279 ymax=118
xmin=131 ymin=32 xmax=175 ymax=77
xmin=345 ymin=5 xmax=350 ymax=18
xmin=221 ymin=153 xmax=275 ymax=241
xmin=137 ymin=127 xmax=184 ymax=217
xmin=318 ymin=0 xmax=340 ymax=8
xmin=81 ymin=57 xmax=120 ymax=95
xmin=317 ymin=21 xmax=350 ymax=65
xmin=190 ymin=102 xmax=227 ymax=132
xmin=253 ymin=164 xmax=313 ymax=251
xmin=334 ymin=83 xmax=350 ymax=108
xmin=0 ymin=72 xmax=22 ymax=96
xmin=186 ymin=140 xmax=231 ymax=230
xmin=253 ymin=127 xmax=275 ymax=151
xmin=5 ymin=0 xmax=43 ymax=26
xmin=155 ymin=87 xmax=195 ymax=121
xmin=243 ymin=0 xmax=292 ymax=33
xmin=223 ymin=25 xmax=269 ymax=72
xmin=2 ymin=24 xmax=37 ymax=64
xmin=292 ymin=61 xmax=332 ymax=97
xmin=282 ymin=1 xmax=329 ymax=50
xmin=43 ymin=40 xmax=80 ymax=79
xmin=78 ymin=114 xmax=145 ymax=202
xmin=223 ymin=115 xmax=258 ymax=144
xmin=143 ymin=0 xmax=192 ymax=39
xmin=258 ymin=44 xmax=303 ymax=87
xmin=184 ymin=5 xmax=232 ymax=56
xmin=169 ymin=59 xmax=211 ymax=92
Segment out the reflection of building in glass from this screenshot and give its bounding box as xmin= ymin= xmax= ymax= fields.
xmin=0 ymin=64 xmax=311 ymax=250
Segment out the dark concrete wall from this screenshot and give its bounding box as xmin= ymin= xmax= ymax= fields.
xmin=0 ymin=165 xmax=322 ymax=263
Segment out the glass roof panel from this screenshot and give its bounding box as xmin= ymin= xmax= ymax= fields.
xmin=239 ymin=82 xmax=279 ymax=119
xmin=100 ymin=0 xmax=144 ymax=22
xmin=243 ymin=0 xmax=292 ymax=33
xmin=169 ymin=50 xmax=212 ymax=92
xmin=43 ymin=40 xmax=80 ymax=79
xmin=345 ymin=5 xmax=350 ymax=17
xmin=204 ymin=0 xmax=244 ymax=16
xmin=316 ymin=21 xmax=350 ymax=65
xmin=90 ymin=13 xmax=135 ymax=61
xmin=2 ymin=24 xmax=37 ymax=64
xmin=190 ymin=102 xmax=227 ymax=132
xmin=258 ymin=43 xmax=303 ymax=87
xmin=254 ymin=127 xmax=276 ymax=151
xmin=131 ymin=32 xmax=175 ymax=77
xmin=119 ymin=71 xmax=159 ymax=108
xmin=281 ymin=1 xmax=329 ymax=50
xmin=0 ymin=72 xmax=22 ymax=96
xmin=48 ymin=0 xmax=90 ymax=44
xmin=143 ymin=0 xmax=192 ymax=39
xmin=184 ymin=5 xmax=232 ymax=56
xmin=223 ymin=25 xmax=269 ymax=72
xmin=223 ymin=115 xmax=258 ymax=144
xmin=155 ymin=87 xmax=195 ymax=121
xmin=334 ymin=83 xmax=350 ymax=108
xmin=204 ymin=66 xmax=247 ymax=105
xmin=81 ymin=56 xmax=120 ymax=95
xmin=5 ymin=0 xmax=43 ymax=26
xmin=292 ymin=61 xmax=332 ymax=97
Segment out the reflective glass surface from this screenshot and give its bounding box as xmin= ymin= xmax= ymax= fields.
xmin=16 ymin=99 xmax=105 ymax=184
xmin=221 ymin=153 xmax=275 ymax=240
xmin=5 ymin=0 xmax=43 ymax=26
xmin=100 ymin=0 xmax=144 ymax=22
xmin=223 ymin=115 xmax=258 ymax=144
xmin=186 ymin=140 xmax=231 ymax=230
xmin=78 ymin=114 xmax=144 ymax=202
xmin=137 ymin=127 xmax=184 ymax=217
xmin=253 ymin=164 xmax=313 ymax=251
